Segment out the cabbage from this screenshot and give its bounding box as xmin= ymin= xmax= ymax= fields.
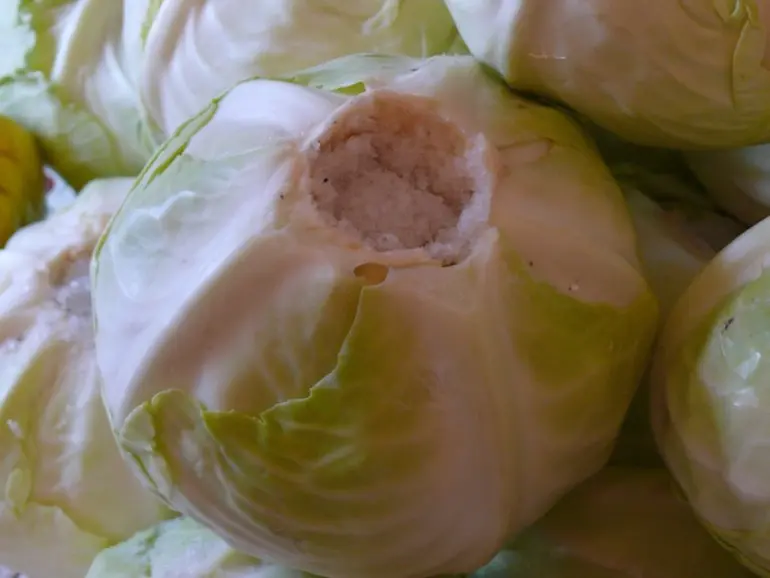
xmin=87 ymin=470 xmax=754 ymax=578
xmin=469 ymin=468 xmax=754 ymax=578
xmin=444 ymin=0 xmax=770 ymax=149
xmin=1 ymin=0 xmax=459 ymax=188
xmin=686 ymin=145 xmax=770 ymax=226
xmin=0 ymin=178 xmax=170 ymax=578
xmin=650 ymin=215 xmax=770 ymax=576
xmin=90 ymin=53 xmax=657 ymax=578
xmin=0 ymin=116 xmax=46 ymax=247
xmin=86 ymin=517 xmax=312 ymax=578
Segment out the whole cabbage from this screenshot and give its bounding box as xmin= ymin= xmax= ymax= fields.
xmin=91 ymin=53 xmax=657 ymax=578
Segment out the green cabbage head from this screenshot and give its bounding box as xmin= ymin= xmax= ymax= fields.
xmin=91 ymin=54 xmax=657 ymax=578
xmin=1 ymin=0 xmax=459 ymax=188
xmin=444 ymin=0 xmax=770 ymax=149
xmin=651 ymin=215 xmax=770 ymax=576
xmin=0 ymin=178 xmax=170 ymax=578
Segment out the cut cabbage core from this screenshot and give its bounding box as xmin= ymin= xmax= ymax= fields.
xmin=309 ymin=91 xmax=492 ymax=261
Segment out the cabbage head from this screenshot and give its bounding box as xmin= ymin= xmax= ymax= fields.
xmin=91 ymin=54 xmax=658 ymax=578
xmin=1 ymin=0 xmax=459 ymax=188
xmin=610 ymin=172 xmax=744 ymax=469
xmin=469 ymin=468 xmax=755 ymax=578
xmin=651 ymin=215 xmax=770 ymax=576
xmin=686 ymin=144 xmax=770 ymax=226
xmin=444 ymin=0 xmax=770 ymax=149
xmin=0 ymin=178 xmax=170 ymax=578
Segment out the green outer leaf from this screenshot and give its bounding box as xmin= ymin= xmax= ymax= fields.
xmin=0 ymin=74 xmax=146 ymax=190
xmin=138 ymin=0 xmax=461 ymax=135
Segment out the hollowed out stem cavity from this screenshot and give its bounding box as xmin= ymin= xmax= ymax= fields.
xmin=309 ymin=90 xmax=493 ymax=262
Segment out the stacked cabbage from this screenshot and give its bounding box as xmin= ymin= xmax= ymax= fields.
xmin=5 ymin=1 xmax=770 ymax=578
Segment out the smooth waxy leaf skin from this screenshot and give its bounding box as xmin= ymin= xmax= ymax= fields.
xmin=93 ymin=54 xmax=657 ymax=578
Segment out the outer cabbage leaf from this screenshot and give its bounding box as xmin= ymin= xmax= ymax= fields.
xmin=650 ymin=215 xmax=770 ymax=576
xmin=0 ymin=115 xmax=46 ymax=246
xmin=686 ymin=144 xmax=770 ymax=226
xmin=444 ymin=0 xmax=770 ymax=149
xmin=92 ymin=54 xmax=657 ymax=578
xmin=86 ymin=517 xmax=313 ymax=578
xmin=0 ymin=178 xmax=170 ymax=578
xmin=469 ymin=468 xmax=754 ymax=578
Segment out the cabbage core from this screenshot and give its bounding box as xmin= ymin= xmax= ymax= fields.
xmin=307 ymin=91 xmax=492 ymax=263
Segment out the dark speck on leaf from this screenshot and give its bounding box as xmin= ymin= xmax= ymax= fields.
xmin=722 ymin=317 xmax=735 ymax=333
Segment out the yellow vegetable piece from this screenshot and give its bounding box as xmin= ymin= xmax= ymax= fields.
xmin=0 ymin=116 xmax=46 ymax=246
